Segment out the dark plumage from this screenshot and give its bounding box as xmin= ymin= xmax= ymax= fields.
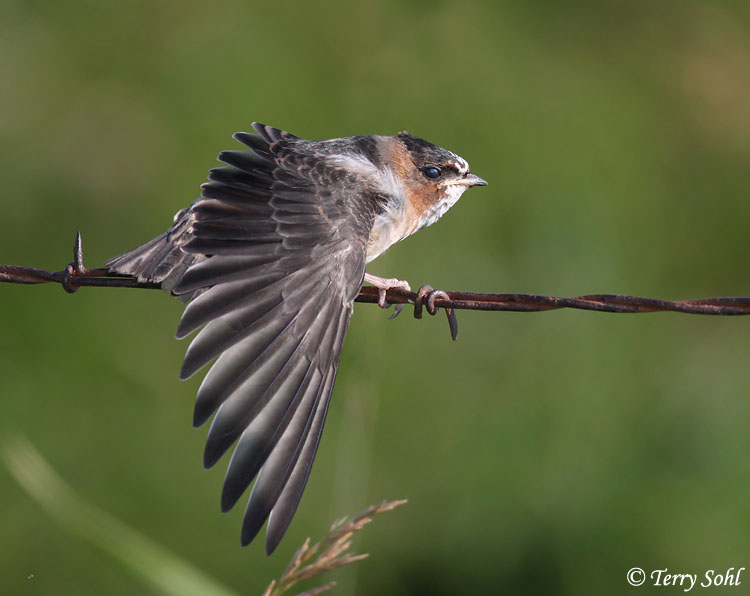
xmin=106 ymin=122 xmax=486 ymax=554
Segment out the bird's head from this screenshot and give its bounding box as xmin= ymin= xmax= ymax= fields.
xmin=385 ymin=132 xmax=487 ymax=230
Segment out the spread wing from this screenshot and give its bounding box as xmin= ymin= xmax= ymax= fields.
xmin=113 ymin=123 xmax=373 ymax=554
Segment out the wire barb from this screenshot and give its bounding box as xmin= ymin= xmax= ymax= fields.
xmin=412 ymin=285 xmax=459 ymax=340
xmin=0 ymin=232 xmax=160 ymax=291
xmin=3 ymin=231 xmax=750 ymax=340
xmin=355 ymin=287 xmax=750 ymax=315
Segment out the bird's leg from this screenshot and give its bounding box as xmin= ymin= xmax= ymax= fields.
xmin=364 ymin=273 xmax=411 ymax=315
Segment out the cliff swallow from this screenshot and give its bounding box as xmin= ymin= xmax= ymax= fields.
xmin=107 ymin=123 xmax=487 ymax=554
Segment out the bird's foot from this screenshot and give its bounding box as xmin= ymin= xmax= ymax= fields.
xmin=364 ymin=273 xmax=411 ymax=318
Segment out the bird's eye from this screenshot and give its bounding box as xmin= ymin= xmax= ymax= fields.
xmin=422 ymin=167 xmax=441 ymax=179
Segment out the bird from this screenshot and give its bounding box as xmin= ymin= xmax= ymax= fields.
xmin=106 ymin=122 xmax=487 ymax=554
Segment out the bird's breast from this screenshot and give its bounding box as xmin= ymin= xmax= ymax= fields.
xmin=365 ymin=189 xmax=418 ymax=263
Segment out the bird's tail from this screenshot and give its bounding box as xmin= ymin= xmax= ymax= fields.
xmin=106 ymin=208 xmax=199 ymax=294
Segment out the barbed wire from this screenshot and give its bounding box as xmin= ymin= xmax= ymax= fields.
xmin=2 ymin=232 xmax=749 ymax=340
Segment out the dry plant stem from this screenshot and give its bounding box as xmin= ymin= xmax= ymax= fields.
xmin=3 ymin=231 xmax=750 ymax=340
xmin=287 ymin=582 xmax=337 ymax=596
xmin=263 ymin=499 xmax=408 ymax=596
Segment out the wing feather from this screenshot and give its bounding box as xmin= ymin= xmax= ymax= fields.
xmin=239 ymin=364 xmax=324 ymax=546
xmin=220 ymin=358 xmax=318 ymax=512
xmin=241 ymin=306 xmax=348 ymax=548
xmin=209 ymin=164 xmax=274 ymax=188
xmin=179 ymin=258 xmax=339 ymax=378
xmin=193 ymin=281 xmax=339 ymax=424
xmin=106 ymin=122 xmax=373 ymax=553
xmin=174 ymin=257 xmax=287 ymax=320
xmin=265 ymin=310 xmax=349 ymax=554
xmin=202 ymin=287 xmax=339 ymax=467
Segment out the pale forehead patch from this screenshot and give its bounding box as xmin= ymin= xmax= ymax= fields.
xmin=448 ymin=154 xmax=469 ymax=175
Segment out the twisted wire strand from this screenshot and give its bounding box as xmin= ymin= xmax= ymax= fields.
xmin=2 ymin=232 xmax=749 ymax=341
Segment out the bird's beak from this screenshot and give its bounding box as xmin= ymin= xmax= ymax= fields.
xmin=465 ymin=173 xmax=488 ymax=187
xmin=440 ymin=173 xmax=488 ymax=188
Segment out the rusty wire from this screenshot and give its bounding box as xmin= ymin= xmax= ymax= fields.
xmin=2 ymin=232 xmax=750 ymax=340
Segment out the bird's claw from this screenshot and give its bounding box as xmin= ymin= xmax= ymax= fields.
xmin=362 ymin=274 xmax=458 ymax=339
xmin=388 ymin=303 xmax=404 ymax=320
xmin=364 ymin=273 xmax=411 ymax=313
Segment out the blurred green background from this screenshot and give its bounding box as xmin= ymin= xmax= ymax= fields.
xmin=2 ymin=1 xmax=750 ymax=594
